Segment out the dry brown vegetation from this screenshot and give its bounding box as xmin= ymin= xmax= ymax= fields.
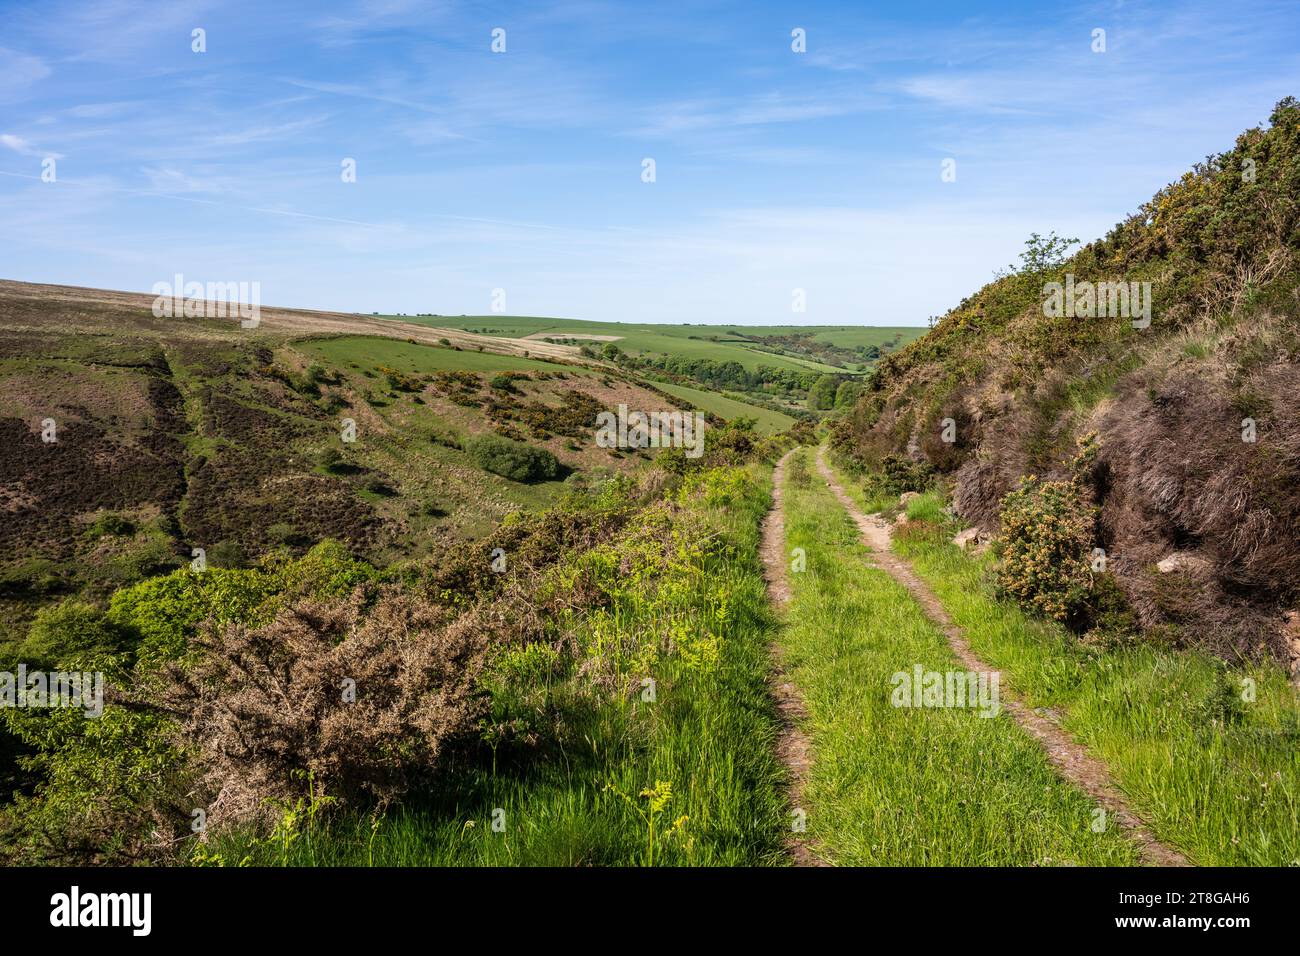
xmin=158 ymin=587 xmax=491 ymax=827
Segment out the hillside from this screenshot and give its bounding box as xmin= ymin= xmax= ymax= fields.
xmin=0 ymin=280 xmax=704 ymax=645
xmin=382 ymin=314 xmax=921 ymax=374
xmin=384 ymin=313 xmax=923 ymax=416
xmin=833 ymin=98 xmax=1300 ymax=668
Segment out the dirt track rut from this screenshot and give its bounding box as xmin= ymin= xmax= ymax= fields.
xmin=813 ymin=446 xmax=1188 ymax=868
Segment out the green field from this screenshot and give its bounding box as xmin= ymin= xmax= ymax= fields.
xmin=302 ymin=335 xmax=585 ymax=376
xmin=302 ymin=335 xmax=796 ymax=434
xmin=379 ymin=315 xmax=923 ymax=375
xmin=652 ymin=381 xmax=795 ymax=435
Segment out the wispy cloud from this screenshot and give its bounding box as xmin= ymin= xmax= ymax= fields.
xmin=1 ymin=0 xmax=1298 ymax=322
xmin=632 ymin=90 xmax=886 ymax=137
xmin=0 ymin=47 xmax=51 ymax=100
xmin=0 ymin=133 xmax=61 ymax=158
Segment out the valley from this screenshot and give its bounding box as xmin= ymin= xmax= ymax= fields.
xmin=1 ymin=100 xmax=1297 ymax=878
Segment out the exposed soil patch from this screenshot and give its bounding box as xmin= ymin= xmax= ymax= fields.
xmin=816 ymin=447 xmax=1189 ymax=867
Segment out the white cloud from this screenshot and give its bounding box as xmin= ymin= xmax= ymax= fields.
xmin=0 ymin=132 xmax=62 ymax=158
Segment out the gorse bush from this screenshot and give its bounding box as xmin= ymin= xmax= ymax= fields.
xmin=87 ymin=512 xmax=135 ymax=539
xmin=994 ymin=433 xmax=1139 ymax=635
xmin=996 ymin=475 xmax=1096 ymax=624
xmin=0 ymin=542 xmax=383 ymax=863
xmin=159 ymin=587 xmax=490 ymax=828
xmin=465 ymin=433 xmax=559 ymax=482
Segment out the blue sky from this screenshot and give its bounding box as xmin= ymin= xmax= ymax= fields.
xmin=1 ymin=0 xmax=1298 ymax=325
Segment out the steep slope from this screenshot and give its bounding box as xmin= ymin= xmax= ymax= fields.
xmin=834 ymin=98 xmax=1300 ymax=664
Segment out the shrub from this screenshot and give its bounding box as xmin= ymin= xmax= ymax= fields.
xmin=996 ymin=475 xmax=1095 ymax=623
xmin=489 ymin=372 xmax=530 ymax=393
xmin=834 ymin=380 xmax=864 ymax=408
xmin=267 ymin=522 xmax=305 ymax=546
xmin=787 ymin=453 xmax=812 ymax=488
xmin=360 ymin=475 xmax=397 ymax=497
xmin=863 ymin=455 xmax=934 ymax=498
xmin=106 ymin=536 xmax=177 ymax=583
xmin=700 ymin=418 xmax=759 ymax=467
xmin=807 ymin=374 xmax=839 ymax=410
xmin=679 ymin=467 xmax=756 ymax=507
xmin=158 ymin=588 xmax=490 ymax=827
xmin=17 ymin=601 xmax=129 ymax=669
xmin=318 ymin=447 xmax=344 ymax=472
xmin=786 ymin=420 xmax=818 ymax=446
xmin=0 ymin=559 xmax=65 ymax=597
xmin=207 ymin=540 xmax=247 ymax=569
xmin=0 ymin=698 xmax=188 ymax=865
xmin=466 ymin=434 xmax=559 ymax=483
xmin=88 ymin=513 xmax=135 ymax=539
xmin=108 ymin=566 xmax=277 ymax=665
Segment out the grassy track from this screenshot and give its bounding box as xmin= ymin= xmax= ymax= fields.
xmin=826 ymin=460 xmax=1300 ymax=866
xmin=778 ymin=451 xmax=1140 ymax=865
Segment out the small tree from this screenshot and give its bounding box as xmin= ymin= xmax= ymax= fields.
xmin=807 ymin=374 xmax=839 ymax=410
xmin=835 ymin=379 xmax=864 ymax=408
xmin=996 ymin=231 xmax=1080 ymax=277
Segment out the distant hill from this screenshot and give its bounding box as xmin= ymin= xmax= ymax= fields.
xmin=383 ymin=313 xmax=923 ymax=376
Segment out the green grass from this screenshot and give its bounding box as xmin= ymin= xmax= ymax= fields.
xmin=826 ymin=454 xmax=1300 ymax=866
xmin=207 ymin=465 xmax=789 ymax=866
xmin=652 ymin=380 xmax=795 ymax=435
xmin=779 ymin=451 xmax=1140 ymax=865
xmin=378 ymin=315 xmax=922 ymax=375
xmin=893 ymin=530 xmax=1300 ymax=866
xmin=903 ymin=490 xmax=947 ymax=523
xmin=301 ymin=335 xmax=584 ymax=376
